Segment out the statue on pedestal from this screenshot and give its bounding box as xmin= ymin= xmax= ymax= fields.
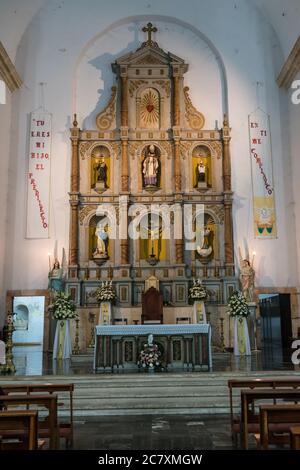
xmin=94 ymin=157 xmax=108 ymax=191
xmin=238 ymin=248 xmax=255 ymax=302
xmin=48 ymin=259 xmax=64 ymax=291
xmin=142 ymin=145 xmax=159 ymax=188
xmin=93 ymin=220 xmax=109 ymax=260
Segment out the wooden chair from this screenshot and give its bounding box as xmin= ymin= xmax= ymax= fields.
xmin=1 ymin=383 xmax=74 ymax=448
xmin=0 ymin=394 xmax=59 ymax=449
xmin=290 ymin=426 xmax=300 ymax=450
xmin=241 ymin=388 xmax=300 ymax=449
xmin=0 ymin=410 xmax=39 ymax=450
xmin=228 ymin=378 xmax=300 ymax=445
xmin=258 ymin=405 xmax=300 ymax=449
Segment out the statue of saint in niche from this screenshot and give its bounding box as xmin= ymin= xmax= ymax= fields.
xmin=94 ymin=156 xmax=108 ymax=190
xmin=93 ymin=219 xmax=109 ymax=259
xmin=142 ymin=145 xmax=159 ymax=188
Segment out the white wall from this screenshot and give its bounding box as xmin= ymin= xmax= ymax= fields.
xmin=0 ymin=0 xmax=299 ymax=325
xmin=0 ymin=88 xmax=11 ymax=326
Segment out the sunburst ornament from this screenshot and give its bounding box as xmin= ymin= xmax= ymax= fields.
xmin=140 ymin=89 xmax=160 ymax=128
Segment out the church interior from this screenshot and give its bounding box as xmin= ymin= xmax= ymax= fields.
xmin=1 ymin=0 xmax=300 ymax=454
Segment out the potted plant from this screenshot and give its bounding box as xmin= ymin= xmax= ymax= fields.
xmin=50 ymin=291 xmax=77 ymax=360
xmin=228 ymin=291 xmax=251 ymax=356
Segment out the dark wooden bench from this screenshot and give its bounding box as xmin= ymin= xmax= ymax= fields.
xmin=228 ymin=378 xmax=300 ymax=445
xmin=1 ymin=383 xmax=74 ymax=447
xmin=258 ymin=404 xmax=300 ymax=449
xmin=290 ymin=426 xmax=300 ymax=450
xmin=0 ymin=410 xmax=39 ymax=450
xmin=241 ymin=388 xmax=300 ymax=449
xmin=0 ymin=394 xmax=59 ymax=449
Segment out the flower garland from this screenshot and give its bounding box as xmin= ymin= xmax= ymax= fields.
xmin=188 ymin=278 xmax=207 ymax=301
xmin=138 ymin=343 xmax=161 ymax=369
xmin=95 ymin=281 xmax=116 ymax=302
xmin=227 ymin=291 xmax=250 ymax=320
xmin=49 ymin=291 xmax=77 ymax=320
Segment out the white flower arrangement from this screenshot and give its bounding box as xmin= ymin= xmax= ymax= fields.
xmin=188 ymin=278 xmax=207 ymax=301
xmin=95 ymin=280 xmax=116 ymax=303
xmin=227 ymin=291 xmax=250 ymax=319
xmin=138 ymin=343 xmax=161 ymax=369
xmin=49 ymin=291 xmax=77 ymax=320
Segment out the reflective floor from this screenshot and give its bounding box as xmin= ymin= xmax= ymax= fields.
xmin=11 ymin=346 xmax=299 ymax=376
xmin=73 ymin=415 xmax=234 ymax=450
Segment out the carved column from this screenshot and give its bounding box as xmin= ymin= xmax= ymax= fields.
xmin=121 ymin=140 xmax=129 ymax=192
xmin=174 ymin=203 xmax=183 ymax=264
xmin=174 ymin=76 xmax=180 ymax=126
xmin=121 ymin=76 xmax=128 ymax=127
xmin=173 ymin=72 xmax=182 ymax=192
xmin=222 ymin=114 xmax=234 ymax=271
xmin=174 ymin=140 xmax=181 ymax=192
xmin=119 ymin=195 xmax=129 ymax=265
xmin=69 ymin=114 xmax=79 ymax=266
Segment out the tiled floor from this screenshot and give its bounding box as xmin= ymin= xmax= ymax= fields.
xmin=11 ymin=347 xmax=298 ymax=376
xmin=72 ymin=415 xmax=234 ymax=450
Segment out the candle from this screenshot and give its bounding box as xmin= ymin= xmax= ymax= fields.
xmin=48 ymin=252 xmax=51 ymax=271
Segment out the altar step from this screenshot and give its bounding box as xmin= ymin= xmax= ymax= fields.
xmin=2 ymin=370 xmax=299 ymax=416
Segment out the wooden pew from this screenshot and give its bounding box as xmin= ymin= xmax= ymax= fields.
xmin=228 ymin=378 xmax=300 ymax=444
xmin=258 ymin=404 xmax=300 ymax=449
xmin=290 ymin=426 xmax=300 ymax=450
xmin=241 ymin=388 xmax=300 ymax=449
xmin=0 ymin=410 xmax=38 ymax=450
xmin=0 ymin=394 xmax=59 ymax=449
xmin=1 ymin=383 xmax=74 ymax=447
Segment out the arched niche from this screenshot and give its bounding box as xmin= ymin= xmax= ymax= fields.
xmin=192 ymin=145 xmax=212 ymax=189
xmin=89 ymin=214 xmax=110 ymax=262
xmin=138 ymin=87 xmax=161 ymax=129
xmin=90 ymin=145 xmax=111 ymax=192
xmin=139 ymin=212 xmax=167 ymax=265
xmin=193 ymin=212 xmax=217 ymax=263
xmin=141 ymin=144 xmax=161 ymax=191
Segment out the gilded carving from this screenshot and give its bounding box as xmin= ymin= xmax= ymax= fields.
xmin=159 ymin=141 xmax=172 ymax=159
xmin=79 ymin=141 xmax=94 ymax=160
xmin=210 ymin=141 xmax=222 ymax=159
xmin=129 ymin=80 xmax=148 ymax=97
xmin=96 ymin=86 xmax=117 ymax=131
xmin=128 ymin=142 xmax=141 ymax=160
xmin=153 ymin=80 xmax=170 ymax=97
xmin=183 ymin=86 xmax=205 ymax=130
xmin=79 ymin=205 xmax=97 ymax=225
xmin=209 ymin=205 xmax=224 ymax=224
xmin=136 ymin=54 xmax=165 ymax=65
xmin=180 ymin=141 xmax=193 ymax=160
xmin=110 ymin=142 xmax=121 ymax=160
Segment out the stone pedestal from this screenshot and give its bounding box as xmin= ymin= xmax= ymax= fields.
xmin=95 ymin=181 xmax=106 ymax=193
xmin=247 ymin=302 xmax=257 ymax=350
xmin=192 ymin=301 xmax=207 ymax=324
xmin=98 ymin=302 xmax=112 ymax=325
xmin=197 ymin=181 xmax=207 ymax=190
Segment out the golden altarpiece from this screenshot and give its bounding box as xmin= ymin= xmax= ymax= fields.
xmin=66 ymin=25 xmax=238 ymax=351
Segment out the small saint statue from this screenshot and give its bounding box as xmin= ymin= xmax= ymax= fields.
xmin=94 ymin=156 xmax=108 ymax=191
xmin=196 ymin=225 xmax=213 ymax=258
xmin=195 ymin=159 xmax=207 ymax=188
xmin=238 ymin=247 xmax=255 ymax=302
xmin=48 ymin=259 xmax=64 ymax=291
xmin=142 ymin=145 xmax=159 ymax=187
xmin=93 ymin=220 xmax=109 ymax=259
xmin=147 ymin=334 xmax=154 ymax=346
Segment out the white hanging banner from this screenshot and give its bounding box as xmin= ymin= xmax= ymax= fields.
xmin=26 ymin=111 xmax=51 ymax=238
xmin=248 ymin=109 xmax=277 ymax=238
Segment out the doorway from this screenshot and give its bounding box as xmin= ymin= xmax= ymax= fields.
xmin=259 ymin=293 xmax=293 ymax=367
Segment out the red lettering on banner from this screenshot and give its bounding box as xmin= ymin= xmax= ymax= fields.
xmin=251 ymin=148 xmax=273 ymax=195
xmin=28 ymin=173 xmax=48 ymax=229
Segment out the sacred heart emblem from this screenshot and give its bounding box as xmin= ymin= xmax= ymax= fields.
xmin=146 ymin=104 xmax=154 ymax=113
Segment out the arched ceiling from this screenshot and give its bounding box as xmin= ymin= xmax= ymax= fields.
xmin=0 ymin=0 xmax=299 ymax=64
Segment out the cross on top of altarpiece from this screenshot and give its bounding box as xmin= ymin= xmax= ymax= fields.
xmin=142 ymin=22 xmax=158 ymax=46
